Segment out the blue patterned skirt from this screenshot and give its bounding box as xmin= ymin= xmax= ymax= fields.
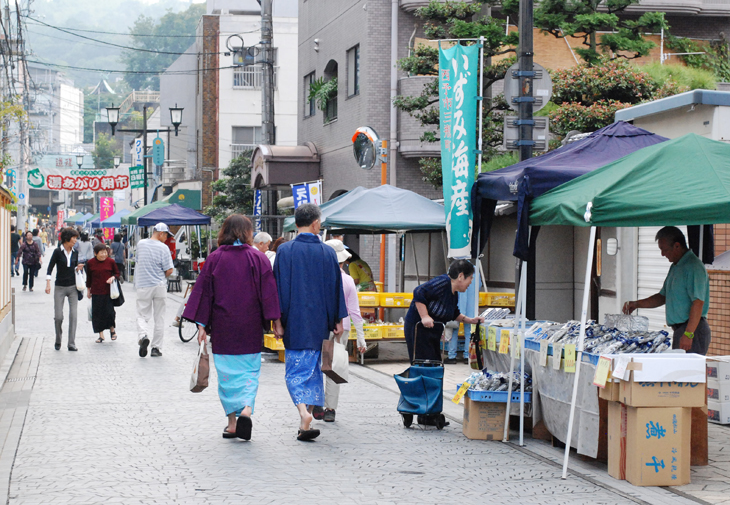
xmin=213 ymin=353 xmax=261 ymax=416
xmin=285 ymin=349 xmax=324 ymax=407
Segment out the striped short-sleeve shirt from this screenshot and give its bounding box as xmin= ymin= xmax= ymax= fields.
xmin=134 ymin=238 xmax=174 ymax=289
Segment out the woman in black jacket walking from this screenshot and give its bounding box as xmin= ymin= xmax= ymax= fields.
xmin=45 ymin=228 xmax=83 ymax=351
xmin=16 ymin=232 xmax=42 ymax=291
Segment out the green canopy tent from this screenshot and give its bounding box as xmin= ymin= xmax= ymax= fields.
xmin=121 ymin=201 xmax=171 ymax=226
xmin=282 ymin=186 xmax=367 ymax=233
xmin=528 ymin=133 xmax=730 ymax=478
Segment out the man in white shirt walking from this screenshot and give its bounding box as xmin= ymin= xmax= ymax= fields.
xmin=135 ymin=223 xmax=174 ymax=357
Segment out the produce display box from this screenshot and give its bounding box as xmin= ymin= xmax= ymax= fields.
xmin=380 ymin=324 xmax=404 ymax=339
xmin=479 ymin=292 xmax=516 ymax=307
xmin=707 ymin=379 xmax=730 ymax=402
xmin=459 ymin=384 xmax=531 ymax=403
xmin=357 ymin=292 xmax=380 ymax=307
xmin=263 ymin=333 xmax=284 ymax=351
xmin=708 ymin=400 xmax=730 ymax=424
xmin=379 ymin=293 xmax=412 ymax=308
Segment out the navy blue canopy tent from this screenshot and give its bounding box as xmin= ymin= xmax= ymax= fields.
xmin=137 ymin=203 xmax=211 ymax=226
xmin=470 ymin=121 xmax=668 ymax=260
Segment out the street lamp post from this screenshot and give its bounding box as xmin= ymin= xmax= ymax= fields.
xmin=106 ymin=104 xmax=183 ymax=206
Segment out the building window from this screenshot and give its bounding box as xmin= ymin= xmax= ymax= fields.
xmin=231 ymin=126 xmax=262 ymax=159
xmin=347 ymin=45 xmax=359 ymax=97
xmin=323 ymin=60 xmax=338 ymax=124
xmin=304 ymin=72 xmax=316 ymax=118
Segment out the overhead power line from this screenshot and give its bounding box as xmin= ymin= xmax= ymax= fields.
xmin=25 ymin=58 xmax=237 ymax=75
xmin=24 ymin=15 xmax=226 ymax=56
xmin=24 ymin=18 xmax=261 ymax=39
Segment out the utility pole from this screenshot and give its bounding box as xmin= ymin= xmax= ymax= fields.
xmin=143 ymin=105 xmax=148 ymax=206
xmin=260 ymin=0 xmax=275 ymax=146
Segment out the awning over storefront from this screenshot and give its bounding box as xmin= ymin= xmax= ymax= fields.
xmin=251 ymin=142 xmax=320 ymax=190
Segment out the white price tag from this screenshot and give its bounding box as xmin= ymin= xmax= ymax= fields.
xmin=552 ymin=343 xmax=563 ymax=370
xmin=539 ymin=341 xmax=548 ymax=367
xmin=612 ymin=356 xmax=630 ymax=381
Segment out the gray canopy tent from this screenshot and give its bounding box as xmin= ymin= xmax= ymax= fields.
xmin=283 ymin=185 xmax=447 ymax=287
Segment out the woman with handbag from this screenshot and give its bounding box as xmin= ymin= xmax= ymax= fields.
xmin=182 ymin=215 xmax=281 ymax=441
xmin=16 ymin=231 xmax=42 ymax=292
xmin=85 ymin=243 xmax=120 ymax=343
xmin=45 ymin=227 xmax=83 ymax=351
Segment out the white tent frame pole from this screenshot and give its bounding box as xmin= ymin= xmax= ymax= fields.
xmin=519 ymin=258 xmax=527 ymax=446
xmin=503 ymin=262 xmax=526 ymax=442
xmin=561 ymin=225 xmax=597 ymax=479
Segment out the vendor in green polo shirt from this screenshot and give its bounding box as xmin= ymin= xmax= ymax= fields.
xmin=622 ymin=226 xmax=710 ymax=355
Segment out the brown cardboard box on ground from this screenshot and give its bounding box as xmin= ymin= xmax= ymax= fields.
xmin=607 ymin=401 xmax=627 ymax=480
xmin=599 ymin=380 xmax=620 ymax=402
xmin=462 ymin=396 xmax=506 ymax=440
xmin=625 ymin=406 xmax=691 ymax=486
xmin=619 ymin=380 xmax=705 ymax=408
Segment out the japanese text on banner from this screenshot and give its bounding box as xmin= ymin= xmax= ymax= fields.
xmin=27 ymin=167 xmax=130 ymax=193
xmin=439 ymin=43 xmax=478 ymax=258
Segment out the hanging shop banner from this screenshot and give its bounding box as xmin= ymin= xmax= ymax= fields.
xmin=26 ymin=167 xmax=130 ymax=192
xmin=56 ymin=210 xmax=64 ymax=232
xmin=439 ymin=43 xmax=478 ymax=258
xmin=291 ymin=180 xmax=322 ymax=209
xmin=100 ymin=197 xmax=114 ymax=241
xmin=253 ymin=189 xmax=262 ymax=232
xmin=307 ymin=181 xmax=322 ymax=205
xmin=129 ymin=165 xmax=145 ymax=189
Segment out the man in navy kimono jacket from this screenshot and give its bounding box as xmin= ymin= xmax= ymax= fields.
xmin=273 ymin=203 xmax=348 ymax=441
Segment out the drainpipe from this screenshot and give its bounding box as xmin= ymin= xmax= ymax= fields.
xmin=389 ymin=0 xmax=399 ymax=291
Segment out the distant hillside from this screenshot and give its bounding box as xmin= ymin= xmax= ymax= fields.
xmin=27 ymin=0 xmax=202 ymax=89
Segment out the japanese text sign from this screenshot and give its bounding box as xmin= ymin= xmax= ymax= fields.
xmin=27 ymin=167 xmax=130 ymax=193
xmin=439 ymin=43 xmax=478 ymax=258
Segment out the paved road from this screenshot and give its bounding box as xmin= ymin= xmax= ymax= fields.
xmin=3 ymin=250 xmax=706 ymax=504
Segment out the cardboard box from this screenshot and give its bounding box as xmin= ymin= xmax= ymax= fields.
xmin=619 ymin=380 xmax=705 ymax=408
xmin=707 ymin=379 xmax=730 ymax=402
xmin=607 ymin=401 xmax=627 ymax=480
xmin=626 ymin=406 xmax=691 ymax=486
xmin=707 ymin=400 xmax=730 ymax=424
xmin=599 ymin=380 xmax=620 ymax=402
xmin=462 ymin=396 xmax=506 ymax=440
xmin=707 ymin=357 xmax=730 ymax=381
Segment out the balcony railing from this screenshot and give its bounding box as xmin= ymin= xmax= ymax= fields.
xmin=233 ymin=66 xmax=278 ymax=90
xmin=231 ymin=144 xmax=258 ymax=160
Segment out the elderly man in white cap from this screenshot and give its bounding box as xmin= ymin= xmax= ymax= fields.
xmin=253 ymin=231 xmax=276 ymax=268
xmin=312 ymin=239 xmax=367 ymax=423
xmin=135 ymin=222 xmax=174 ymax=358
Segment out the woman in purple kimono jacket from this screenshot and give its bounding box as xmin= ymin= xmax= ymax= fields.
xmin=183 ymin=215 xmax=281 ymax=441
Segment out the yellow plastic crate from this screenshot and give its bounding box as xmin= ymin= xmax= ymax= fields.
xmin=264 ymin=333 xmax=285 ymax=351
xmin=358 ymin=292 xmax=380 ymax=307
xmin=381 ymin=325 xmax=404 ymax=339
xmin=479 ymin=292 xmax=516 ymax=307
xmin=380 ymin=293 xmax=412 ymax=308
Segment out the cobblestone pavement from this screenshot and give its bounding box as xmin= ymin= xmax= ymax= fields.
xmin=1 ymin=257 xmax=710 ymax=505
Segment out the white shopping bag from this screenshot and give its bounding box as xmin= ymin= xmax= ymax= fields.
xmin=110 ymin=279 xmax=120 ymax=300
xmin=87 ymin=303 xmax=92 ymax=322
xmin=322 ymin=339 xmax=349 ymax=384
xmin=76 ymin=269 xmax=86 ymax=292
xmin=190 ymin=340 xmax=209 ymax=393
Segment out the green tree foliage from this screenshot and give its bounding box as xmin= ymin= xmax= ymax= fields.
xmin=548 ymin=58 xmax=693 ymax=138
xmin=510 ymin=0 xmax=668 ymax=65
xmin=641 ymin=62 xmax=717 ymax=91
xmin=664 ymin=35 xmax=730 ymax=83
xmin=393 ymin=1 xmax=519 ymax=188
xmin=205 ymin=151 xmax=255 ymax=223
xmin=92 ymin=133 xmax=121 ymax=169
xmin=121 ymin=3 xmax=205 ymax=90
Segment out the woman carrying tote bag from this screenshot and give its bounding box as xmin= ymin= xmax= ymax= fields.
xmin=85 ymin=243 xmax=120 ymax=343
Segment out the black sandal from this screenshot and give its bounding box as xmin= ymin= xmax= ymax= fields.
xmin=110 ymin=331 xmax=117 ymax=341
xmin=222 ymin=427 xmax=237 ymax=439
xmin=95 ymin=336 xmax=104 ymax=343
xmin=297 ymin=429 xmax=320 ymax=441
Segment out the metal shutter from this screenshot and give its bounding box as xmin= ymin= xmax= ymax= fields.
xmin=636 ymin=226 xmax=686 ymax=331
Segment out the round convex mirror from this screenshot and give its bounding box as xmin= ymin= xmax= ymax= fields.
xmin=352 ymin=126 xmax=379 ymax=170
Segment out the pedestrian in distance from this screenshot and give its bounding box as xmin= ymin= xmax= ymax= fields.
xmin=313 ymin=239 xmax=367 ymax=423
xmin=86 ymin=243 xmax=120 ymax=343
xmin=75 ymin=232 xmax=94 ymax=264
xmin=183 ymin=215 xmax=282 ymax=441
xmin=273 ymin=203 xmax=348 ymax=442
xmin=404 ymin=259 xmax=485 ymax=363
xmin=31 ymin=229 xmax=44 ymax=278
xmin=10 ymin=225 xmax=20 ymax=277
xmin=253 ymin=231 xmax=276 ymax=268
xmin=16 ymin=231 xmax=42 ymax=292
xmin=46 ymin=227 xmax=83 ymax=351
xmin=109 ymin=234 xmax=126 ymax=283
xmin=135 ymin=223 xmax=174 ymax=358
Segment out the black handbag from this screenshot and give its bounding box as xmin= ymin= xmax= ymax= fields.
xmin=112 ymin=279 xmax=125 ymax=307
